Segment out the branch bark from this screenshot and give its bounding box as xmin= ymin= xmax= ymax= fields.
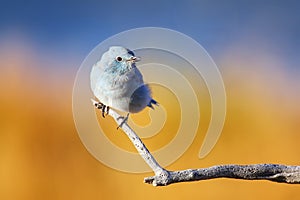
xmin=144 ymin=164 xmax=300 ymax=186
xmin=94 ymin=101 xmax=300 ymax=186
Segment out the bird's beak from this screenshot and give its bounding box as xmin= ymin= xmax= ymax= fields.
xmin=127 ymin=56 xmax=141 ymax=63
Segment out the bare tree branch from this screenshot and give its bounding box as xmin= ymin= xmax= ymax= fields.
xmin=144 ymin=164 xmax=300 ymax=186
xmin=94 ymin=101 xmax=300 ymax=186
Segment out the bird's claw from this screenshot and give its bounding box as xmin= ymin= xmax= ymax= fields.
xmin=91 ymin=99 xmax=128 ymax=130
xmin=117 ymin=113 xmax=129 ymax=130
xmin=91 ymin=99 xmax=109 ymax=118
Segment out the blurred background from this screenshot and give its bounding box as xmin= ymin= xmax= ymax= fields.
xmin=0 ymin=0 xmax=299 ymax=199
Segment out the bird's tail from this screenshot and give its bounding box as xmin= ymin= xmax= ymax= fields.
xmin=147 ymin=99 xmax=158 ymax=109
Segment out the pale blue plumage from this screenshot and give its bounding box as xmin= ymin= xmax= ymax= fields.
xmin=90 ymin=46 xmax=157 ymax=114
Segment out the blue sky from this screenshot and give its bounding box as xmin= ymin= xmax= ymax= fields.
xmin=0 ymin=0 xmax=299 ymax=68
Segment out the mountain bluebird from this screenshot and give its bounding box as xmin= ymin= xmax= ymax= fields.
xmin=90 ymin=46 xmax=157 ymax=125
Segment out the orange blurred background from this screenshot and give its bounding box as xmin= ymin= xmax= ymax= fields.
xmin=1 ymin=1 xmax=300 ymax=199
xmin=1 ymin=34 xmax=299 ymax=200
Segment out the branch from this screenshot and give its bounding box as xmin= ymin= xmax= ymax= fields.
xmin=93 ymin=100 xmax=300 ymax=186
xmin=144 ymin=164 xmax=300 ymax=186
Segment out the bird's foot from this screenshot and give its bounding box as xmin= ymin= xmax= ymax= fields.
xmin=91 ymin=99 xmax=109 ymax=118
xmin=117 ymin=113 xmax=129 ymax=130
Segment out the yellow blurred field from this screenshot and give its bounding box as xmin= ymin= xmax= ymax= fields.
xmin=0 ymin=41 xmax=299 ymax=200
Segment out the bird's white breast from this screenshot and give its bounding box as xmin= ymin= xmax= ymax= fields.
xmin=91 ymin=65 xmax=147 ymax=112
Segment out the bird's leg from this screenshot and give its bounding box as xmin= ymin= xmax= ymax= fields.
xmin=106 ymin=106 xmax=110 ymax=116
xmin=92 ymin=99 xmax=109 ymax=118
xmin=117 ymin=113 xmax=130 ymax=130
xmin=101 ymin=105 xmax=106 ymax=118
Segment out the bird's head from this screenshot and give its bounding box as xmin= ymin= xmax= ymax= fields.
xmin=101 ymin=46 xmax=140 ymax=74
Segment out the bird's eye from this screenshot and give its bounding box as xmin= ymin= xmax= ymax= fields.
xmin=116 ymin=56 xmax=123 ymax=62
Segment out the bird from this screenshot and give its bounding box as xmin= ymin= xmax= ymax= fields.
xmin=90 ymin=46 xmax=157 ymax=127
